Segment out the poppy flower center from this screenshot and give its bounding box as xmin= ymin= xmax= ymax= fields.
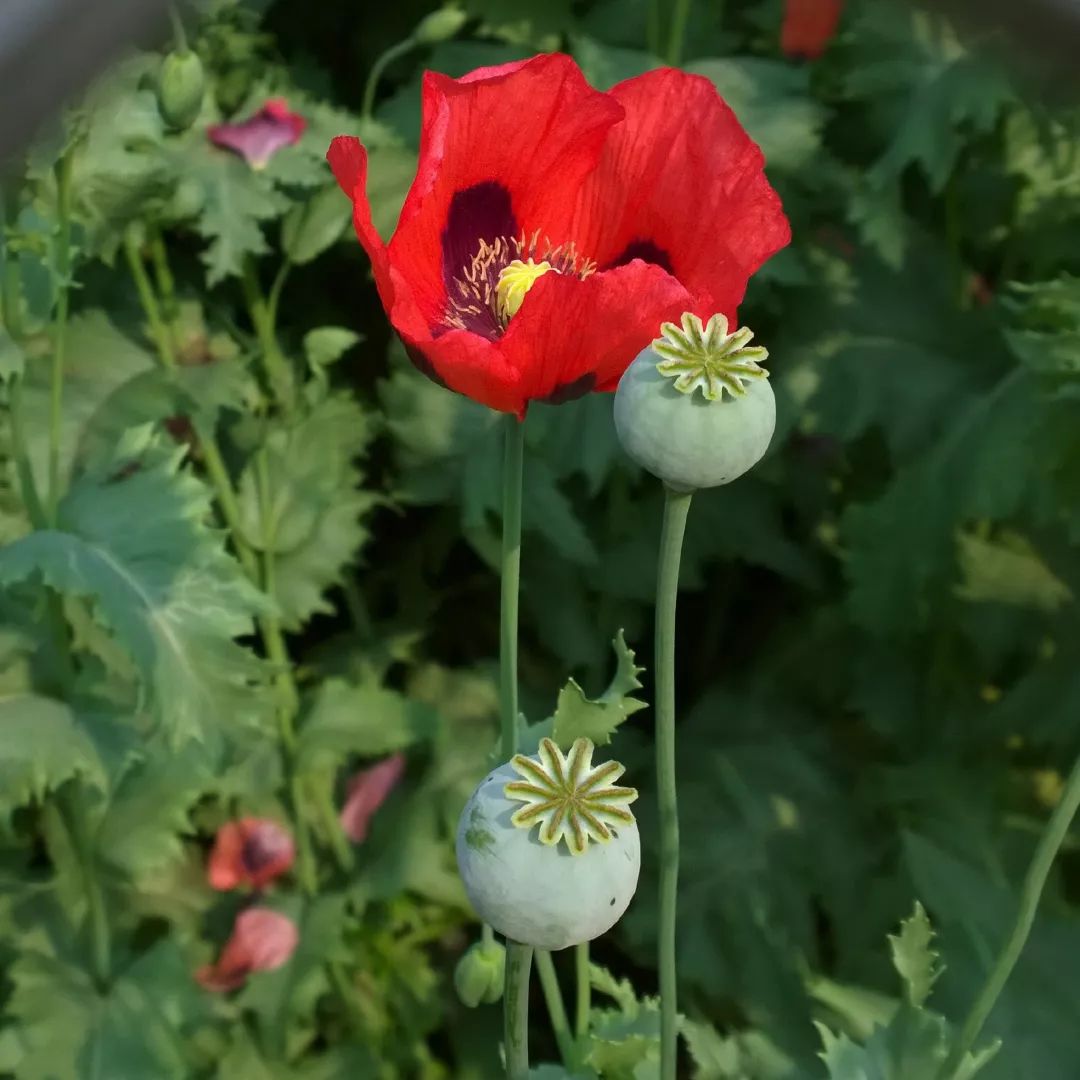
xmin=445 ymin=233 xmax=595 ymax=340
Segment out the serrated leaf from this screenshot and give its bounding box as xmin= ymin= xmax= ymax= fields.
xmin=296 ymin=679 xmax=437 ymax=773
xmin=0 ymin=694 xmax=106 ymax=821
xmin=586 ymin=972 xmax=662 ymax=1080
xmin=545 ymin=631 xmax=645 ymax=751
xmin=0 ymin=428 xmax=269 ymax=742
xmin=236 ymin=391 xmax=376 ymax=627
xmin=888 ymin=901 xmax=942 ymax=1007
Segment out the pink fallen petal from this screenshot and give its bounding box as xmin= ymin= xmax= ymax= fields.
xmin=207 ymin=817 xmax=295 ymax=892
xmin=340 ymin=753 xmax=406 ymax=843
xmin=208 ymin=98 xmax=306 ymax=169
xmin=196 ymin=907 xmax=299 ymax=992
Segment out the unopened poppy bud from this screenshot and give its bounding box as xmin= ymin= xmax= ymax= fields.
xmin=614 ymin=312 xmax=776 ymax=492
xmin=454 ymin=940 xmax=506 ymax=1007
xmin=414 ymin=7 xmax=468 ymax=45
xmin=456 ymin=738 xmax=640 ymax=951
xmin=157 ymin=49 xmax=206 ymax=131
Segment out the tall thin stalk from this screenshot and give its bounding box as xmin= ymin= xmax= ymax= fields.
xmin=504 ymin=942 xmax=533 ymax=1080
xmin=499 ymin=415 xmax=525 ymax=760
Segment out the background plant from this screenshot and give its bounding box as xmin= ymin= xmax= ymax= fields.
xmin=1 ymin=0 xmax=1079 ymax=1077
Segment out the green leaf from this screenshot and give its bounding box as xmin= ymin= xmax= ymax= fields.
xmin=955 ymin=529 xmax=1072 ymax=611
xmin=0 ymin=326 xmax=25 ymax=381
xmin=547 ymin=630 xmax=646 ymax=750
xmin=888 ymin=901 xmax=942 ymax=1007
xmin=236 ymin=391 xmax=376 ymax=628
xmin=303 ymin=327 xmax=361 ymax=370
xmin=571 ymin=36 xmax=660 ymax=91
xmin=4 ymin=940 xmax=209 ymax=1080
xmin=297 ymin=678 xmax=437 ymax=773
xmin=688 ymin=58 xmax=826 ymax=172
xmin=282 ymin=184 xmax=352 ymax=266
xmin=0 ymin=428 xmax=269 ymax=742
xmin=0 ymin=694 xmax=106 ymax=820
xmin=586 ymin=965 xmax=662 ymax=1079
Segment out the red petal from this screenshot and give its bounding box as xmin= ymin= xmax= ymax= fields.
xmin=557 ymin=68 xmax=790 ymax=321
xmin=388 ymin=53 xmax=624 ymax=326
xmin=196 ymin=909 xmax=298 ymax=992
xmin=500 ymin=261 xmax=693 ymax=412
xmin=340 ymin=754 xmax=406 ymax=844
xmin=207 ymin=818 xmax=294 ymax=891
xmin=781 ymin=0 xmax=844 ymax=59
xmin=206 ymin=821 xmax=245 ymax=891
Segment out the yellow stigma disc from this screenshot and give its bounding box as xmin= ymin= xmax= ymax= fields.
xmin=496 ymin=259 xmax=553 ymax=325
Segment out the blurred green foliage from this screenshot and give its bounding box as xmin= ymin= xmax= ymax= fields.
xmin=1 ymin=0 xmax=1079 ymax=1077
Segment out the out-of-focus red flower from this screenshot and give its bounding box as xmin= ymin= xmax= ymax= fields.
xmin=207 ymin=817 xmax=294 ymax=891
xmin=340 ymin=753 xmax=406 ymax=843
xmin=209 ymin=99 xmax=306 ymax=168
xmin=327 ymin=53 xmax=789 ymax=418
xmin=196 ymin=908 xmax=299 ymax=992
xmin=781 ymin=0 xmax=844 ymax=60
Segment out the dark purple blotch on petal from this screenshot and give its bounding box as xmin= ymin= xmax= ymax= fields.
xmin=441 ymin=181 xmax=517 ymax=289
xmin=605 ymin=239 xmax=674 ymax=275
xmin=542 ymin=372 xmax=596 ymax=405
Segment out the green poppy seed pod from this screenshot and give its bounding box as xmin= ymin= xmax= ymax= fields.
xmin=414 ymin=7 xmax=468 ymax=45
xmin=157 ymin=49 xmax=206 ymax=131
xmin=614 ymin=313 xmax=776 ymax=492
xmin=453 ymin=940 xmax=506 ymax=1007
xmin=455 ymin=738 xmax=640 ymax=951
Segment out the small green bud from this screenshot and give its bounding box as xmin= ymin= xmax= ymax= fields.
xmin=157 ymin=49 xmax=206 ymax=131
xmin=454 ymin=940 xmax=505 ymax=1007
xmin=414 ymin=7 xmax=467 ymax=45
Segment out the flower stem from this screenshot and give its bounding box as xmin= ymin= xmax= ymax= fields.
xmin=574 ymin=941 xmax=591 ymax=1037
xmin=534 ymin=950 xmax=575 ymax=1067
xmin=655 ymin=485 xmax=692 ymax=1080
xmin=148 ymin=227 xmax=180 ymax=336
xmin=123 ymin=226 xmax=178 ymax=370
xmin=499 ymin=415 xmax=525 ymax=761
xmin=939 ymin=752 xmax=1080 ymax=1078
xmin=241 ymin=257 xmax=294 ymax=410
xmin=504 ymin=941 xmax=533 ymax=1080
xmin=47 ymin=151 xmax=75 ymax=525
xmin=361 ymin=38 xmax=418 ymax=121
xmin=666 ymin=0 xmax=693 ymax=65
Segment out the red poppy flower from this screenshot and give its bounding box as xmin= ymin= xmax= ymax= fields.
xmin=207 ymin=817 xmax=294 ymax=891
xmin=209 ymin=99 xmax=306 ymax=169
xmin=781 ymin=0 xmax=844 ymax=60
xmin=340 ymin=753 xmax=405 ymax=843
xmin=327 ymin=53 xmax=789 ymax=417
xmin=196 ymin=907 xmax=299 ymax=991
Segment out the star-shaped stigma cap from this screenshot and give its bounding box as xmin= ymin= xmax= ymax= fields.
xmin=653 ymin=312 xmax=769 ymax=401
xmin=504 ymin=737 xmax=638 ymax=856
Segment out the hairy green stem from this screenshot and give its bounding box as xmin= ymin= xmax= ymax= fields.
xmin=47 ymin=152 xmax=75 ymax=524
xmin=666 ymin=0 xmax=693 ymax=65
xmin=655 ymin=486 xmax=692 ymax=1080
xmin=168 ymin=3 xmax=189 ymax=52
xmin=499 ymin=415 xmax=524 ymax=761
xmin=534 ymin=950 xmax=575 ymax=1067
xmin=148 ymin=227 xmax=180 ymax=334
xmin=315 ymin=772 xmax=355 ymax=874
xmin=361 ymin=37 xmax=417 ymax=121
xmin=940 ymin=754 xmax=1080 ymax=1078
xmin=241 ymin=257 xmax=293 ymax=409
xmin=504 ymin=941 xmax=533 ymax=1080
xmin=575 ymin=941 xmax=590 ymax=1037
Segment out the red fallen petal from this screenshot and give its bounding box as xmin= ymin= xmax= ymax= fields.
xmin=500 ymin=261 xmax=693 ymax=413
xmin=209 ymin=99 xmax=306 ymax=169
xmin=781 ymin=0 xmax=844 ymax=59
xmin=557 ymin=68 xmax=790 ymax=322
xmin=387 ymin=53 xmax=624 ymax=325
xmin=207 ymin=818 xmax=294 ymax=891
xmin=340 ymin=753 xmax=406 ymax=844
xmin=196 ymin=908 xmax=298 ymax=992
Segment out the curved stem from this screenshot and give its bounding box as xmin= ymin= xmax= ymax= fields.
xmin=666 ymin=0 xmax=693 ymax=65
xmin=361 ymin=38 xmax=418 ymax=121
xmin=940 ymin=753 xmax=1080 ymax=1078
xmin=47 ymin=152 xmax=75 ymax=524
xmin=499 ymin=415 xmax=525 ymax=761
xmin=241 ymin=257 xmax=293 ymax=410
xmin=504 ymin=941 xmax=533 ymax=1080
xmin=168 ymin=3 xmax=189 ymax=52
xmin=655 ymin=486 xmax=692 ymax=1080
xmin=148 ymin=227 xmax=179 ymax=335
xmin=574 ymin=941 xmax=591 ymax=1038
xmin=534 ymin=950 xmax=575 ymax=1067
